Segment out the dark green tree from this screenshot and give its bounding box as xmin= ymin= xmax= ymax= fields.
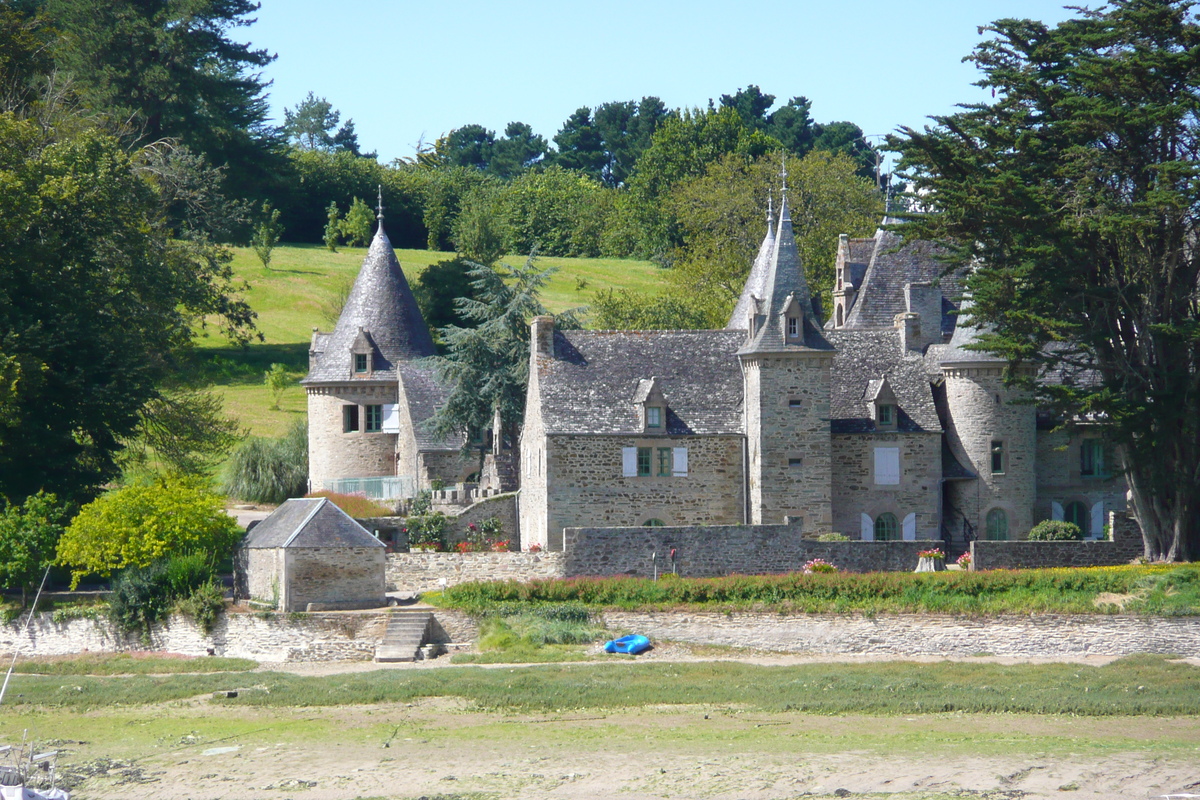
xmin=429 ymin=258 xmax=579 ymax=448
xmin=719 ymin=85 xmax=776 ymax=130
xmin=43 ymin=0 xmax=283 ymax=198
xmin=552 ymin=107 xmax=608 ymax=178
xmin=489 ymin=121 xmax=547 ymax=178
xmin=593 ymin=96 xmax=668 ymax=186
xmin=891 ymin=0 xmax=1200 ymax=560
xmin=0 ymin=117 xmax=256 ymax=504
xmin=442 ymin=124 xmax=496 ymax=171
xmin=282 ymin=91 xmax=365 ymax=154
xmin=0 ymin=491 xmax=68 ymax=604
xmin=766 ymin=96 xmax=818 ymax=155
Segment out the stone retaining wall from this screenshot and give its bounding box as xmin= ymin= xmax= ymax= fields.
xmin=602 ymin=610 xmax=1200 ymax=657
xmin=0 ymin=610 xmax=392 ymax=663
xmin=385 ymin=552 xmax=565 ymax=594
xmin=970 ymin=511 xmax=1144 ymax=570
xmin=563 ymin=524 xmax=938 ymax=577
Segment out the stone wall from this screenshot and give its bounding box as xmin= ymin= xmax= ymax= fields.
xmin=543 ymin=434 xmax=745 ymax=548
xmin=450 ymin=492 xmax=520 ymax=548
xmin=971 ymin=511 xmax=1144 ymax=570
xmin=602 ymin=610 xmax=1200 ymax=657
xmin=562 ymin=524 xmax=937 ymax=577
xmin=831 ymin=431 xmax=942 ymax=539
xmin=284 ymin=547 xmax=386 ymax=612
xmin=307 ymin=384 xmax=400 ymax=494
xmin=385 ymin=551 xmax=565 ymax=594
xmin=239 ymin=548 xmax=282 ymax=605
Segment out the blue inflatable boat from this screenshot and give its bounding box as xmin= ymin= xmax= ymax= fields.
xmin=603 ymin=634 xmax=651 ymax=654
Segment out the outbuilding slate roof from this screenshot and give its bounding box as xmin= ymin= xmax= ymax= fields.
xmin=303 ymin=222 xmax=435 ymax=384
xmin=827 ymin=329 xmax=942 ymax=434
xmin=537 ymin=329 xmax=745 ymax=435
xmin=242 ymin=498 xmax=385 ymax=549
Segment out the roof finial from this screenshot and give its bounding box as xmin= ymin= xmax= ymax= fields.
xmin=376 ymin=184 xmax=384 ymax=221
xmin=767 ymin=190 xmax=774 ymax=227
xmin=779 ymin=152 xmax=789 ymax=202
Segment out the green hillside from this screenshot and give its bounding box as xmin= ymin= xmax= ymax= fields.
xmin=195 ymin=244 xmax=663 ymax=442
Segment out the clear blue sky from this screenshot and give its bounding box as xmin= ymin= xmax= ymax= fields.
xmin=249 ymin=0 xmax=1077 ymax=164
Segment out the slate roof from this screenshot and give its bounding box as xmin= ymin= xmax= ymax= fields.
xmin=400 ymin=362 xmax=462 ymax=451
xmin=826 ymin=329 xmax=942 ymax=434
xmin=303 ymin=222 xmax=435 ymax=384
xmin=938 ymin=297 xmax=1005 ymax=365
xmin=242 ymin=498 xmax=384 ymax=549
xmin=536 ymin=329 xmax=745 ymax=435
xmin=843 ymin=230 xmax=963 ymax=335
xmin=727 ymin=209 xmax=776 ymax=330
xmin=740 ymin=197 xmax=833 ymax=353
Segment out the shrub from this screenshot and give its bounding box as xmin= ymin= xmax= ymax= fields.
xmin=1028 ymin=520 xmax=1084 ymax=541
xmin=109 ymin=555 xmax=221 ymax=639
xmin=57 ymin=478 xmax=241 ymax=587
xmin=305 ymin=491 xmax=393 ymax=518
xmin=406 ymin=512 xmax=448 ymax=551
xmin=816 ymin=532 xmax=850 ymax=542
xmin=176 ymin=580 xmax=226 ymax=635
xmin=222 ymin=420 xmax=308 ymax=504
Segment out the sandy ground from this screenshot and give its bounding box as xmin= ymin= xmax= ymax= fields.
xmin=59 ymin=696 xmax=1200 ymax=800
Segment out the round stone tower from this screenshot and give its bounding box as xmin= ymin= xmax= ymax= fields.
xmin=940 ymin=307 xmax=1036 ymax=541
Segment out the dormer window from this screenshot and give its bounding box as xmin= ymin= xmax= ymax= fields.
xmin=783 ymin=294 xmax=804 ymax=343
xmin=634 ymin=376 xmax=668 ymax=435
xmin=878 ymin=404 xmax=894 ymax=426
xmin=350 ymin=327 xmax=374 ymax=378
xmin=354 ymin=353 xmax=368 ymax=374
xmin=787 ymin=316 xmax=799 ymax=338
xmin=646 ymin=406 xmax=662 ymax=428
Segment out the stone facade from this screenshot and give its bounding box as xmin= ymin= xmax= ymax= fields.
xmin=1034 ymin=427 xmax=1126 ymax=537
xmin=307 ymin=384 xmax=399 ymax=494
xmin=831 ymin=432 xmax=942 ymax=540
xmin=385 ymin=551 xmax=566 ymax=594
xmin=741 ymin=353 xmax=834 ymax=529
xmin=542 ymin=434 xmax=744 ymax=547
xmin=283 ymin=547 xmax=386 ymax=612
xmin=561 ymin=525 xmax=937 ymax=577
xmin=942 ymin=366 xmax=1037 ymax=540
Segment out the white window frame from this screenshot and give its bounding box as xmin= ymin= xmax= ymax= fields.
xmin=621 ymin=447 xmax=638 ymax=477
xmin=672 ymin=447 xmax=688 ymax=477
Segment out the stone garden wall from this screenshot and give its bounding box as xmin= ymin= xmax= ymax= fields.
xmin=562 ymin=524 xmax=938 ymax=578
xmin=970 ymin=511 xmax=1144 ymax=570
xmin=385 ymin=552 xmax=565 ymax=594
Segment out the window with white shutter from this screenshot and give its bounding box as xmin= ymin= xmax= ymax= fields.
xmin=621 ymin=447 xmax=638 ymax=477
xmin=672 ymin=447 xmax=688 ymax=477
xmin=873 ymin=447 xmax=900 ymax=485
xmin=860 ymin=513 xmax=874 ymax=541
xmin=381 ymin=403 xmax=401 ymax=433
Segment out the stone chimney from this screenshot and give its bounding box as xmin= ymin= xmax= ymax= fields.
xmin=531 ymin=315 xmax=555 ymax=358
xmin=900 ymin=281 xmax=942 ymax=352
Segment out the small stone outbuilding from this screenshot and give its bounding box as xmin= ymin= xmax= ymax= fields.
xmin=236 ymin=497 xmax=386 ymax=612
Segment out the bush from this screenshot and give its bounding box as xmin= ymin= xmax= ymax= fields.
xmin=57 ymin=478 xmax=241 ymax=587
xmin=109 ymin=555 xmax=222 ymax=639
xmin=305 ymin=491 xmax=393 ymax=518
xmin=406 ymin=512 xmax=448 ymax=551
xmin=1028 ymin=520 xmax=1084 ymax=541
xmin=222 ymin=420 xmax=308 ymax=504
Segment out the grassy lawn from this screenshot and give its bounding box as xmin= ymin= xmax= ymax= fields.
xmin=192 ymin=244 xmax=662 ymax=446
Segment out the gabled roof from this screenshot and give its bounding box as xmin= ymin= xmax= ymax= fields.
xmin=242 ymin=498 xmax=385 ymax=549
xmin=399 ymin=362 xmax=462 ymax=452
xmin=535 ymin=329 xmax=745 ymax=435
xmin=843 ymin=229 xmax=963 ymax=334
xmin=727 ymin=205 xmax=776 ymax=330
xmin=827 ymin=329 xmax=942 ymax=434
xmin=739 ymin=196 xmax=833 ymax=354
xmin=303 ymin=221 xmax=435 ymax=384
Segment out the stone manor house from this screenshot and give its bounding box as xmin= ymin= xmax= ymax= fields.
xmin=304 ymin=199 xmax=1127 ymax=553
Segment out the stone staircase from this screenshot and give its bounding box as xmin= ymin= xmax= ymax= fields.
xmin=374 ymin=610 xmax=432 ymax=662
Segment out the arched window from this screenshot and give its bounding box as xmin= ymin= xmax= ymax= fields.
xmin=986 ymin=508 xmax=1008 ymax=541
xmin=1064 ymin=501 xmax=1088 ymax=536
xmin=874 ymin=512 xmax=899 ymax=541
xmin=643 ymin=518 xmax=665 ymax=527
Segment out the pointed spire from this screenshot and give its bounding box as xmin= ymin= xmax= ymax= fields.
xmin=779 ymin=152 xmax=789 ymax=203
xmin=376 ymin=184 xmax=384 ymax=221
xmin=727 ymin=193 xmax=778 ymax=330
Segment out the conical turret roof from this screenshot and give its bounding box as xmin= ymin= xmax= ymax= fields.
xmin=940 ymin=295 xmax=1003 ymax=366
xmin=303 ymin=221 xmax=435 ymax=384
xmin=739 ymin=196 xmax=831 ymax=354
xmin=727 ymin=201 xmax=776 ymax=330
